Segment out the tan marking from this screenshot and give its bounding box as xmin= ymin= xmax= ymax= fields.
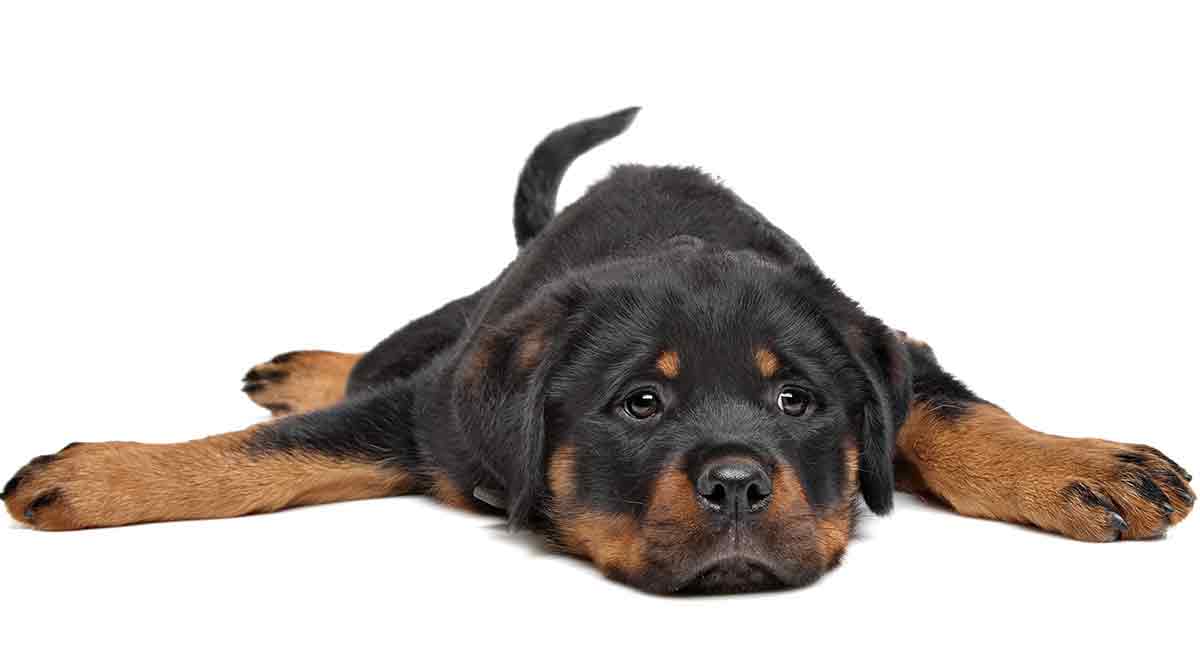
xmin=767 ymin=464 xmax=810 ymax=517
xmin=548 ymin=445 xmax=577 ymax=502
xmin=548 ymin=445 xmax=647 ymax=577
xmin=897 ymin=402 xmax=1194 ymax=541
xmin=646 ymin=469 xmax=703 ymax=532
xmin=843 ymin=443 xmax=860 ymax=495
xmin=814 ymin=502 xmax=854 ymax=569
xmin=763 ymin=457 xmax=855 ymax=570
xmin=562 ymin=511 xmax=646 ymax=577
xmin=429 ymin=470 xmax=474 ymax=511
xmin=814 ymin=443 xmax=859 ymax=568
xmin=245 ymin=350 xmax=362 ymax=416
xmin=656 ymin=350 xmax=681 ymax=379
xmin=753 ymin=347 xmax=780 ymax=378
xmin=3 ymin=429 xmax=412 ymax=531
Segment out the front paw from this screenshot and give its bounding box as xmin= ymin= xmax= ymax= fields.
xmin=2 ymin=442 xmax=137 ymax=531
xmin=1033 ymin=439 xmax=1193 ymax=542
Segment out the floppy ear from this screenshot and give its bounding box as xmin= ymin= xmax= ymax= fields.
xmin=454 ymin=295 xmax=576 ymax=529
xmin=848 ymin=319 xmax=912 ymax=514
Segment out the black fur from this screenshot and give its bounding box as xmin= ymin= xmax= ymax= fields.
xmin=906 ymin=339 xmax=985 ymax=419
xmin=245 ymin=109 xmax=927 ymax=592
xmin=3 ymin=108 xmax=1194 ymax=594
xmin=513 ymin=106 xmax=640 ymax=247
xmin=251 ymin=385 xmax=421 ymax=477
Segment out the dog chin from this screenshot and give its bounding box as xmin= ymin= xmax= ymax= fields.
xmin=668 ymin=551 xmax=820 ymax=595
xmin=676 ymin=556 xmax=786 ymax=594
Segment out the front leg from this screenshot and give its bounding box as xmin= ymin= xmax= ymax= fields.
xmin=1 ymin=388 xmax=420 ymax=530
xmin=895 ymin=336 xmax=1193 ymax=541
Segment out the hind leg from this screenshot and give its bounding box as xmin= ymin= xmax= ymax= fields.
xmin=242 ymin=351 xmax=362 ymax=416
xmin=239 ymin=289 xmax=486 ymax=417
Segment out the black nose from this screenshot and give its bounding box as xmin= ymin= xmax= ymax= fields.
xmin=695 ymin=459 xmax=772 ymax=514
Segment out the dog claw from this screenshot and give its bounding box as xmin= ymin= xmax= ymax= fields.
xmin=24 ymin=489 xmax=62 ymax=522
xmin=1108 ymin=512 xmax=1128 ymax=539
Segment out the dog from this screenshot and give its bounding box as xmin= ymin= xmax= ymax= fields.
xmin=3 ymin=108 xmax=1193 ymax=594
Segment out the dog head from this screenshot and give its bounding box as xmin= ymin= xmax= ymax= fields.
xmin=457 ymin=170 xmax=910 ymax=594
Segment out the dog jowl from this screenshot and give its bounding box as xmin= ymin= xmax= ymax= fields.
xmin=3 ymin=108 xmax=1192 ymax=594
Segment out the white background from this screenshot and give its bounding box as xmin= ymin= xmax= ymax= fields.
xmin=1 ymin=1 xmax=1196 ymax=648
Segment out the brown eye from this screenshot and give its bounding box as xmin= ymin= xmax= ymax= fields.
xmin=624 ymin=389 xmax=662 ymax=419
xmin=777 ymin=386 xmax=814 ymax=417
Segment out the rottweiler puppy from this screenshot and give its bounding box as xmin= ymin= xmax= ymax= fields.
xmin=3 ymin=108 xmax=1193 ymax=594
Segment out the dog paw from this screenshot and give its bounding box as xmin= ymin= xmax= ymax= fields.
xmin=241 ymin=350 xmax=359 ymax=416
xmin=1033 ymin=439 xmax=1193 ymax=542
xmin=2 ymin=443 xmax=133 ymax=530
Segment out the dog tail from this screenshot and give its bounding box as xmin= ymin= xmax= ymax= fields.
xmin=513 ymin=106 xmax=640 ymax=247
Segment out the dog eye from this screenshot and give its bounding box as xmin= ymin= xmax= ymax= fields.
xmin=777 ymin=386 xmax=814 ymax=417
xmin=624 ymin=389 xmax=662 ymax=420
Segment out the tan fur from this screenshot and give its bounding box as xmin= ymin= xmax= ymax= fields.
xmin=655 ymin=350 xmax=681 ymax=379
xmin=550 ymin=441 xmax=861 ymax=583
xmin=767 ymin=465 xmax=810 ymax=515
xmin=548 ymin=446 xmax=648 ymax=577
xmin=753 ymin=347 xmax=780 ymax=379
xmin=813 ymin=444 xmax=858 ymax=567
xmin=244 ymin=351 xmax=362 ymax=416
xmin=843 ymin=443 xmax=860 ymax=491
xmin=3 ymin=429 xmax=412 ymax=531
xmin=429 ymin=470 xmax=474 ymax=511
xmin=547 ymin=445 xmax=577 ymax=506
xmin=897 ymin=402 xmax=1194 ymax=541
xmin=553 ymin=460 xmax=713 ymax=580
xmin=646 ymin=469 xmax=704 ymax=533
xmin=562 ymin=511 xmax=647 ymax=576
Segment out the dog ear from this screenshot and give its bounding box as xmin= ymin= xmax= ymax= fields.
xmin=454 ymin=293 xmax=577 ymax=529
xmin=790 ymin=270 xmax=913 ymax=514
xmin=848 ymin=319 xmax=912 ymax=514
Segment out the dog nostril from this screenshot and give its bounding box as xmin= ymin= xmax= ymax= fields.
xmin=696 ymin=459 xmax=773 ymax=514
xmin=702 ymin=483 xmax=727 ymax=508
xmin=746 ymin=481 xmax=770 ymax=509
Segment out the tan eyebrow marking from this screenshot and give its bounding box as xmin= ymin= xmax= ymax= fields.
xmin=754 ymin=347 xmax=780 ymax=378
xmin=656 ymin=350 xmax=681 ymax=379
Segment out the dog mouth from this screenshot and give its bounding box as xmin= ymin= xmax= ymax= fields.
xmin=648 ymin=522 xmax=825 ymax=595
xmin=675 ymin=556 xmax=788 ymax=595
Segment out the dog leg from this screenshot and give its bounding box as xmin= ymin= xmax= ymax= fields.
xmin=893 ymin=334 xmax=1193 ymax=541
xmin=242 ymin=350 xmax=362 ymax=416
xmin=2 ymin=387 xmax=418 ymax=530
